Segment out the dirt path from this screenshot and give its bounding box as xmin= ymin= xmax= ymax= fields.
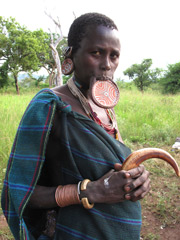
xmin=0 ymin=215 xmax=7 ymax=228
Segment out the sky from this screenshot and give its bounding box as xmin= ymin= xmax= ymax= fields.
xmin=1 ymin=0 xmax=180 ymax=79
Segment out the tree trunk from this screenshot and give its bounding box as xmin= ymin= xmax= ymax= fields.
xmin=49 ymin=71 xmax=56 ymax=87
xmin=45 ymin=12 xmax=64 ymax=87
xmin=50 ymin=42 xmax=63 ymax=86
xmin=42 ymin=65 xmax=56 ymax=87
xmin=14 ymin=73 xmax=20 ymax=95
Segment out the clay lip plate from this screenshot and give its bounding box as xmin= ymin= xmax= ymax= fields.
xmin=92 ymin=80 xmax=120 ymax=108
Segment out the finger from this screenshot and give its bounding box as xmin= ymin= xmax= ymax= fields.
xmin=131 ymin=183 xmax=151 ymax=202
xmin=127 ymin=165 xmax=145 ymax=179
xmin=124 ymin=168 xmax=150 ymax=193
xmin=130 ymin=169 xmax=150 ymax=190
xmin=114 ymin=164 xmax=131 ymax=179
xmin=126 ymin=177 xmax=151 ymax=201
xmin=114 ymin=163 xmax=122 ymax=171
xmin=124 ymin=184 xmax=131 ymax=192
xmin=140 ymin=183 xmax=151 ymax=199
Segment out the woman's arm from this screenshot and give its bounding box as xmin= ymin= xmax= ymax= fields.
xmin=28 ymin=185 xmax=57 ymax=209
xmin=28 ymin=165 xmax=150 ymax=209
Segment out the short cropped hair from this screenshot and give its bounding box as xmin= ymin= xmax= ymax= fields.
xmin=68 ymin=12 xmax=118 ymax=55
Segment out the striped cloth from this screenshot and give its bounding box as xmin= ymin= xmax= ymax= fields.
xmin=1 ymin=89 xmax=142 ymax=240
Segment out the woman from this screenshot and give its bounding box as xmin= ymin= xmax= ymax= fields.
xmin=1 ymin=13 xmax=150 ymax=239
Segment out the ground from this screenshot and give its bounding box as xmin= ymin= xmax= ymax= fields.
xmin=140 ymin=147 xmax=180 ymax=240
xmin=141 ymin=209 xmax=180 ymax=240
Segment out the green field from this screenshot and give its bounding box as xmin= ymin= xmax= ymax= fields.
xmin=115 ymin=89 xmax=180 ymax=148
xmin=0 ymin=88 xmax=180 ymax=239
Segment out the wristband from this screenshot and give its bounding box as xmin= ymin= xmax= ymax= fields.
xmin=81 ymin=179 xmax=94 ymax=209
xmin=55 ymin=184 xmax=81 ymax=207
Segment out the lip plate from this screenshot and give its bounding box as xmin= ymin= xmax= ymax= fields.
xmin=92 ymin=80 xmax=120 ymax=108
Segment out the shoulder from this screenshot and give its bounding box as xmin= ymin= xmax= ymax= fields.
xmin=52 ymin=85 xmax=87 ymax=116
xmin=33 ymin=88 xmax=60 ymax=103
xmin=28 ymin=88 xmax=71 ymax=114
xmin=52 ymin=84 xmax=73 ymax=103
xmin=52 ymin=84 xmax=76 ymax=107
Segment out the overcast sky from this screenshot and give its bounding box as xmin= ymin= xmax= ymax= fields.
xmin=1 ymin=0 xmax=180 ymax=79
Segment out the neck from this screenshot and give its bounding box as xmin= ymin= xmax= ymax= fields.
xmin=73 ymin=76 xmax=89 ymax=90
xmin=73 ymin=76 xmax=90 ymax=98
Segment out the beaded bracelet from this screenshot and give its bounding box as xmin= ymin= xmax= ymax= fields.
xmin=81 ymin=179 xmax=94 ymax=209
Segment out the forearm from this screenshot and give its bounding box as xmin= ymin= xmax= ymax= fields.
xmin=28 ymin=185 xmax=58 ymax=209
xmin=28 ymin=184 xmax=81 ymax=209
xmin=28 ymin=166 xmax=150 ymax=210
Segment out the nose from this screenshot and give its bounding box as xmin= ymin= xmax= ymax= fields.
xmin=100 ymin=57 xmax=111 ymax=71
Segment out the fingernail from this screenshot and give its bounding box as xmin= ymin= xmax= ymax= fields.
xmin=124 ymin=186 xmax=131 ymax=192
xmin=125 ymin=172 xmax=131 ymax=178
xmin=125 ymin=194 xmax=131 ymax=200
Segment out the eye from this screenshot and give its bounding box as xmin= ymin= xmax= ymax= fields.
xmin=91 ymin=51 xmax=101 ymax=56
xmin=110 ymin=52 xmax=119 ymax=60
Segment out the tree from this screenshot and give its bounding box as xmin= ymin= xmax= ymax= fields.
xmin=0 ymin=17 xmax=50 ymax=94
xmin=0 ymin=61 xmax=8 ymax=88
xmin=45 ymin=12 xmax=67 ymax=87
xmin=123 ymin=59 xmax=153 ymax=92
xmin=149 ymin=68 xmax=163 ymax=83
xmin=32 ymin=75 xmax=45 ymax=87
xmin=41 ymin=36 xmax=68 ymax=87
xmin=160 ymin=62 xmax=180 ymax=94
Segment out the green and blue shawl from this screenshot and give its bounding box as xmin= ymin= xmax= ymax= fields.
xmin=1 ymin=89 xmax=142 ymax=240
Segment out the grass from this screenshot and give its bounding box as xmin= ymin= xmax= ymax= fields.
xmin=0 ymin=87 xmax=180 ymax=239
xmin=143 ymin=233 xmax=160 ymax=240
xmin=0 ymin=228 xmax=14 ymax=240
xmin=0 ymin=92 xmax=35 ymax=208
xmin=140 ymin=148 xmax=180 ymax=239
xmin=115 ymin=89 xmax=180 ymax=147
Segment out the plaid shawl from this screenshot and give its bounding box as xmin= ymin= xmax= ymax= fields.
xmin=1 ymin=89 xmax=142 ymax=240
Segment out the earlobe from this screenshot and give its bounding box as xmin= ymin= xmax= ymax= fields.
xmin=61 ymin=58 xmax=74 ymax=75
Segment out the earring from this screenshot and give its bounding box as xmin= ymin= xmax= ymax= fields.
xmin=61 ymin=58 xmax=74 ymax=75
xmin=62 ymin=46 xmax=73 ymax=58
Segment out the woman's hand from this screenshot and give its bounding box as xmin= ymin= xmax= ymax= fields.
xmin=83 ymin=164 xmax=150 ymax=204
xmin=115 ymin=164 xmax=151 ymax=202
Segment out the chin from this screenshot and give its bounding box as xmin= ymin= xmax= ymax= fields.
xmin=96 ymin=76 xmax=113 ymax=81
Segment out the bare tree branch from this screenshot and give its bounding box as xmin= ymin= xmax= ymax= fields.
xmin=73 ymin=11 xmax=76 ymax=19
xmin=45 ymin=11 xmax=64 ymax=86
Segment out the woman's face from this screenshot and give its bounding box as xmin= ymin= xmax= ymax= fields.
xmin=73 ymin=25 xmax=121 ymax=88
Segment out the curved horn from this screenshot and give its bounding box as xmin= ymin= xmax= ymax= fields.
xmin=122 ymin=148 xmax=180 ymax=177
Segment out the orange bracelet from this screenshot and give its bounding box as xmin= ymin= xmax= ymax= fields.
xmin=81 ymin=179 xmax=94 ymax=209
xmin=55 ymin=184 xmax=81 ymax=207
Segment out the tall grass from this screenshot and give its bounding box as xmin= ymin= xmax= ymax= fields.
xmin=0 ymin=93 xmax=34 ymax=197
xmin=115 ymin=89 xmax=180 ymax=148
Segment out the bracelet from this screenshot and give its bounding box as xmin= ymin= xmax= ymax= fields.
xmin=55 ymin=184 xmax=81 ymax=207
xmin=81 ymin=179 xmax=94 ymax=209
xmin=77 ymin=181 xmax=82 ymax=196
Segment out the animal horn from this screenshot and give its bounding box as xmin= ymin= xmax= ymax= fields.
xmin=122 ymin=148 xmax=180 ymax=177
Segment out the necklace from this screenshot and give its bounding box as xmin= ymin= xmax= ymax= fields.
xmin=67 ymin=78 xmax=119 ymax=140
